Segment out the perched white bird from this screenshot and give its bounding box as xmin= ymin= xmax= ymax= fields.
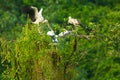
xmin=68 ymin=16 xmax=92 ymax=34
xmin=68 ymin=16 xmax=82 ymax=26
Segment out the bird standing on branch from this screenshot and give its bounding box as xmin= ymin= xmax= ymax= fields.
xmin=68 ymin=16 xmax=81 ymax=26
xmin=68 ymin=16 xmax=92 ymax=34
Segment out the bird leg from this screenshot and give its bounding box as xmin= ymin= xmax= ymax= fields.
xmin=37 ymin=24 xmax=42 ymax=35
xmin=42 ymin=19 xmax=53 ymax=31
xmin=47 ymin=22 xmax=53 ymax=31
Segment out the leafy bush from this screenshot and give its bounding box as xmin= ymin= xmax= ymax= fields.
xmin=0 ymin=0 xmax=120 ymax=80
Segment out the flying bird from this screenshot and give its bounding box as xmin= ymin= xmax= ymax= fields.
xmin=22 ymin=6 xmax=49 ymax=24
xmin=30 ymin=6 xmax=45 ymax=24
xmin=68 ymin=16 xmax=92 ymax=34
xmin=22 ymin=6 xmax=53 ymax=34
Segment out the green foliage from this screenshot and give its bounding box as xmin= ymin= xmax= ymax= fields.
xmin=0 ymin=0 xmax=120 ymax=80
xmin=0 ymin=0 xmax=24 ymax=40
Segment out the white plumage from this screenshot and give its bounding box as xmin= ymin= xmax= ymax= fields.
xmin=47 ymin=30 xmax=55 ymax=36
xmin=58 ymin=30 xmax=71 ymax=37
xmin=47 ymin=29 xmax=71 ymax=43
xmin=68 ymin=16 xmax=81 ymax=26
xmin=47 ymin=30 xmax=58 ymax=43
xmin=30 ymin=6 xmax=44 ymax=24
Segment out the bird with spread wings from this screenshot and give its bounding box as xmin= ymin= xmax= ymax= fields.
xmin=22 ymin=6 xmax=52 ymax=32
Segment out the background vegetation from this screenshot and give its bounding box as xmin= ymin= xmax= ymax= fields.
xmin=0 ymin=0 xmax=120 ymax=80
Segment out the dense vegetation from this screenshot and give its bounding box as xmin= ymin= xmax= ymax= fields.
xmin=0 ymin=0 xmax=120 ymax=80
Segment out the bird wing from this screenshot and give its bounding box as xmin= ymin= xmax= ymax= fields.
xmin=31 ymin=6 xmax=39 ymax=19
xmin=38 ymin=8 xmax=43 ymax=15
xmin=38 ymin=8 xmax=44 ymax=21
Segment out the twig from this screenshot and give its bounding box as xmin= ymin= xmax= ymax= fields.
xmin=76 ymin=34 xmax=91 ymax=40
